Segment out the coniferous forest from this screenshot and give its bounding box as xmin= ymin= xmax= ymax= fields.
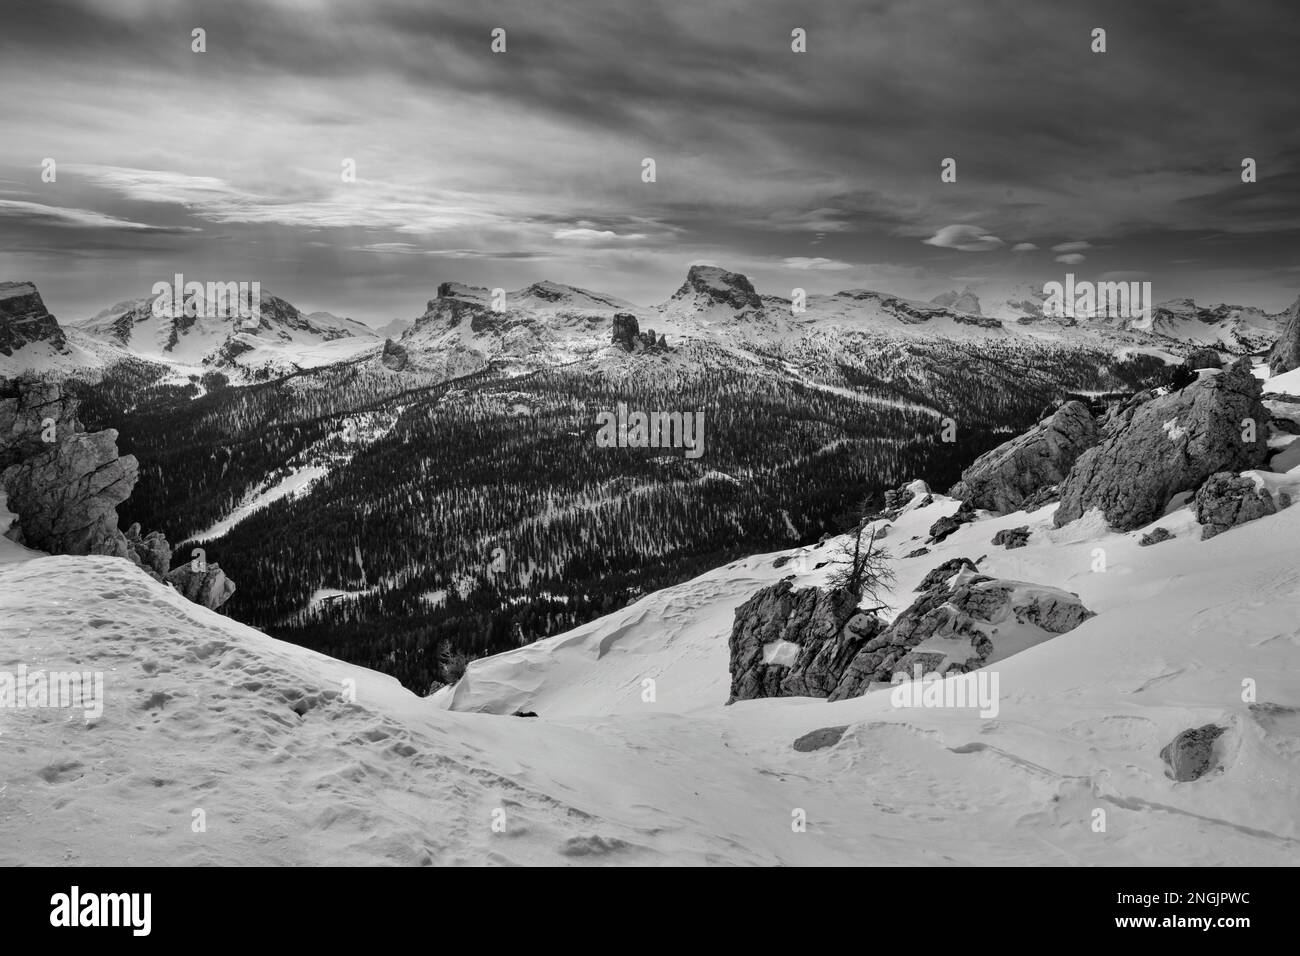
xmin=70 ymin=337 xmax=1167 ymax=694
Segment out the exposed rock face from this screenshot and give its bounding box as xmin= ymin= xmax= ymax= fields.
xmin=828 ymin=567 xmax=1094 ymax=701
xmin=166 ymin=562 xmax=237 ymax=610
xmin=1160 ymin=724 xmax=1226 ymax=781
xmin=1054 ymin=358 xmax=1271 ymax=531
xmin=1268 ymin=298 xmax=1300 ymax=376
xmin=2 ymin=378 xmax=238 ymax=610
xmin=916 ymin=557 xmax=977 ymax=592
xmin=949 ymin=401 xmax=1099 ymax=514
xmin=125 ymin=522 xmax=172 ymax=580
xmin=992 ymin=526 xmax=1030 ymax=549
xmin=1097 ymin=389 xmax=1155 ymax=437
xmin=610 ymin=313 xmax=665 ymax=352
xmin=882 ymin=485 xmax=916 ymax=511
xmin=728 ymin=559 xmax=1093 ymax=704
xmin=1194 ymin=472 xmax=1277 ymax=539
xmin=674 ymin=265 xmax=763 ymax=312
xmin=380 ymin=338 xmax=408 ymax=371
xmin=1 ymin=380 xmax=135 ymax=557
xmin=1139 ymin=527 xmax=1175 ymax=547
xmin=1184 ymin=347 xmax=1223 ymax=371
xmin=0 ymin=282 xmax=67 ymax=356
xmin=1020 ymin=483 xmax=1061 ymax=512
xmin=727 ymin=580 xmax=880 ymax=702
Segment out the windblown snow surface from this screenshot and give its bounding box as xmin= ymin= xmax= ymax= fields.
xmin=3 ymin=463 xmax=1300 ymax=864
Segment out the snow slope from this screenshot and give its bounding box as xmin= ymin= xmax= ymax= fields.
xmin=3 ymin=449 xmax=1300 ymax=863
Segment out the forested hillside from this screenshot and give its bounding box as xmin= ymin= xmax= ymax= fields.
xmin=70 ymin=339 xmax=1166 ymax=693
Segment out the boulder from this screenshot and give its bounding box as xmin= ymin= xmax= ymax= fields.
xmin=1139 ymin=527 xmax=1175 ymax=547
xmin=1054 ymin=358 xmax=1270 ymax=531
xmin=727 ymin=580 xmax=881 ymax=702
xmin=992 ymin=526 xmax=1030 ymax=549
xmin=829 ymin=567 xmax=1094 ymax=701
xmin=1268 ymin=298 xmax=1300 ymax=376
xmin=1194 ymin=472 xmax=1278 ymax=539
xmin=792 ymin=726 xmax=849 ymax=752
xmin=927 ymin=500 xmax=977 ymax=543
xmin=949 ymin=401 xmax=1099 ymax=514
xmin=1160 ymin=724 xmax=1226 ymax=781
xmin=165 ymin=562 xmax=237 ymax=610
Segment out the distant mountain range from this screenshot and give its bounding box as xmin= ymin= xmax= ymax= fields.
xmin=3 ymin=266 xmax=1298 ymax=382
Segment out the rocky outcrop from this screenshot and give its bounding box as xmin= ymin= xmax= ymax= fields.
xmin=1020 ymin=483 xmax=1061 ymax=512
xmin=1160 ymin=724 xmax=1226 ymax=781
xmin=1194 ymin=472 xmax=1278 ymax=539
xmin=166 ymin=562 xmax=237 ymax=610
xmin=1184 ymin=347 xmax=1223 ymax=371
xmin=727 ymin=580 xmax=881 ymax=702
xmin=916 ymin=557 xmax=977 ymax=592
xmin=1 ymin=378 xmax=238 ymax=610
xmin=1 ymin=380 xmax=135 ymax=557
xmin=992 ymin=526 xmax=1030 ymax=549
xmin=125 ymin=522 xmax=172 ymax=580
xmin=1139 ymin=527 xmax=1175 ymax=547
xmin=828 ymin=566 xmax=1094 ymax=701
xmin=673 ymin=265 xmax=763 ymax=312
xmin=949 ymin=401 xmax=1099 ymax=514
xmin=728 ymin=559 xmax=1094 ymax=704
xmin=1054 ymin=358 xmax=1271 ymax=531
xmin=927 ymin=500 xmax=977 ymax=543
xmin=610 ymin=313 xmax=665 ymax=352
xmin=1097 ymin=389 xmax=1156 ymax=437
xmin=0 ymin=282 xmax=67 ymax=356
xmin=380 ymin=338 xmax=408 ymax=371
xmin=1268 ymin=299 xmax=1300 ymax=376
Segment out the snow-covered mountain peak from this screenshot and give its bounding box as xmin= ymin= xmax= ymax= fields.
xmin=667 ymin=265 xmax=764 ymax=313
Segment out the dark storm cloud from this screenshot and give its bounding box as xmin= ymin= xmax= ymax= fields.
xmin=1 ymin=0 xmax=1298 ymax=320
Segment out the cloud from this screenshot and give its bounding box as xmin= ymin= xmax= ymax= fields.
xmin=1011 ymin=242 xmax=1038 ymax=252
xmin=922 ymin=225 xmax=1004 ymax=252
xmin=1051 ymin=241 xmax=1093 ymax=253
xmin=552 ymin=227 xmax=648 ymax=242
xmin=0 ymin=199 xmax=195 ymax=232
xmin=781 ymin=257 xmax=855 ymax=271
xmin=1055 ymin=253 xmax=1087 ymax=265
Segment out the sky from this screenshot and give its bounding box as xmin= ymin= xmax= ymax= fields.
xmin=2 ymin=0 xmax=1299 ymax=327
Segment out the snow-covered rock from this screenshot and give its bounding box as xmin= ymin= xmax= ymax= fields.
xmin=950 ymin=400 xmax=1099 ymax=514
xmin=1055 ymin=358 xmax=1271 ymax=531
